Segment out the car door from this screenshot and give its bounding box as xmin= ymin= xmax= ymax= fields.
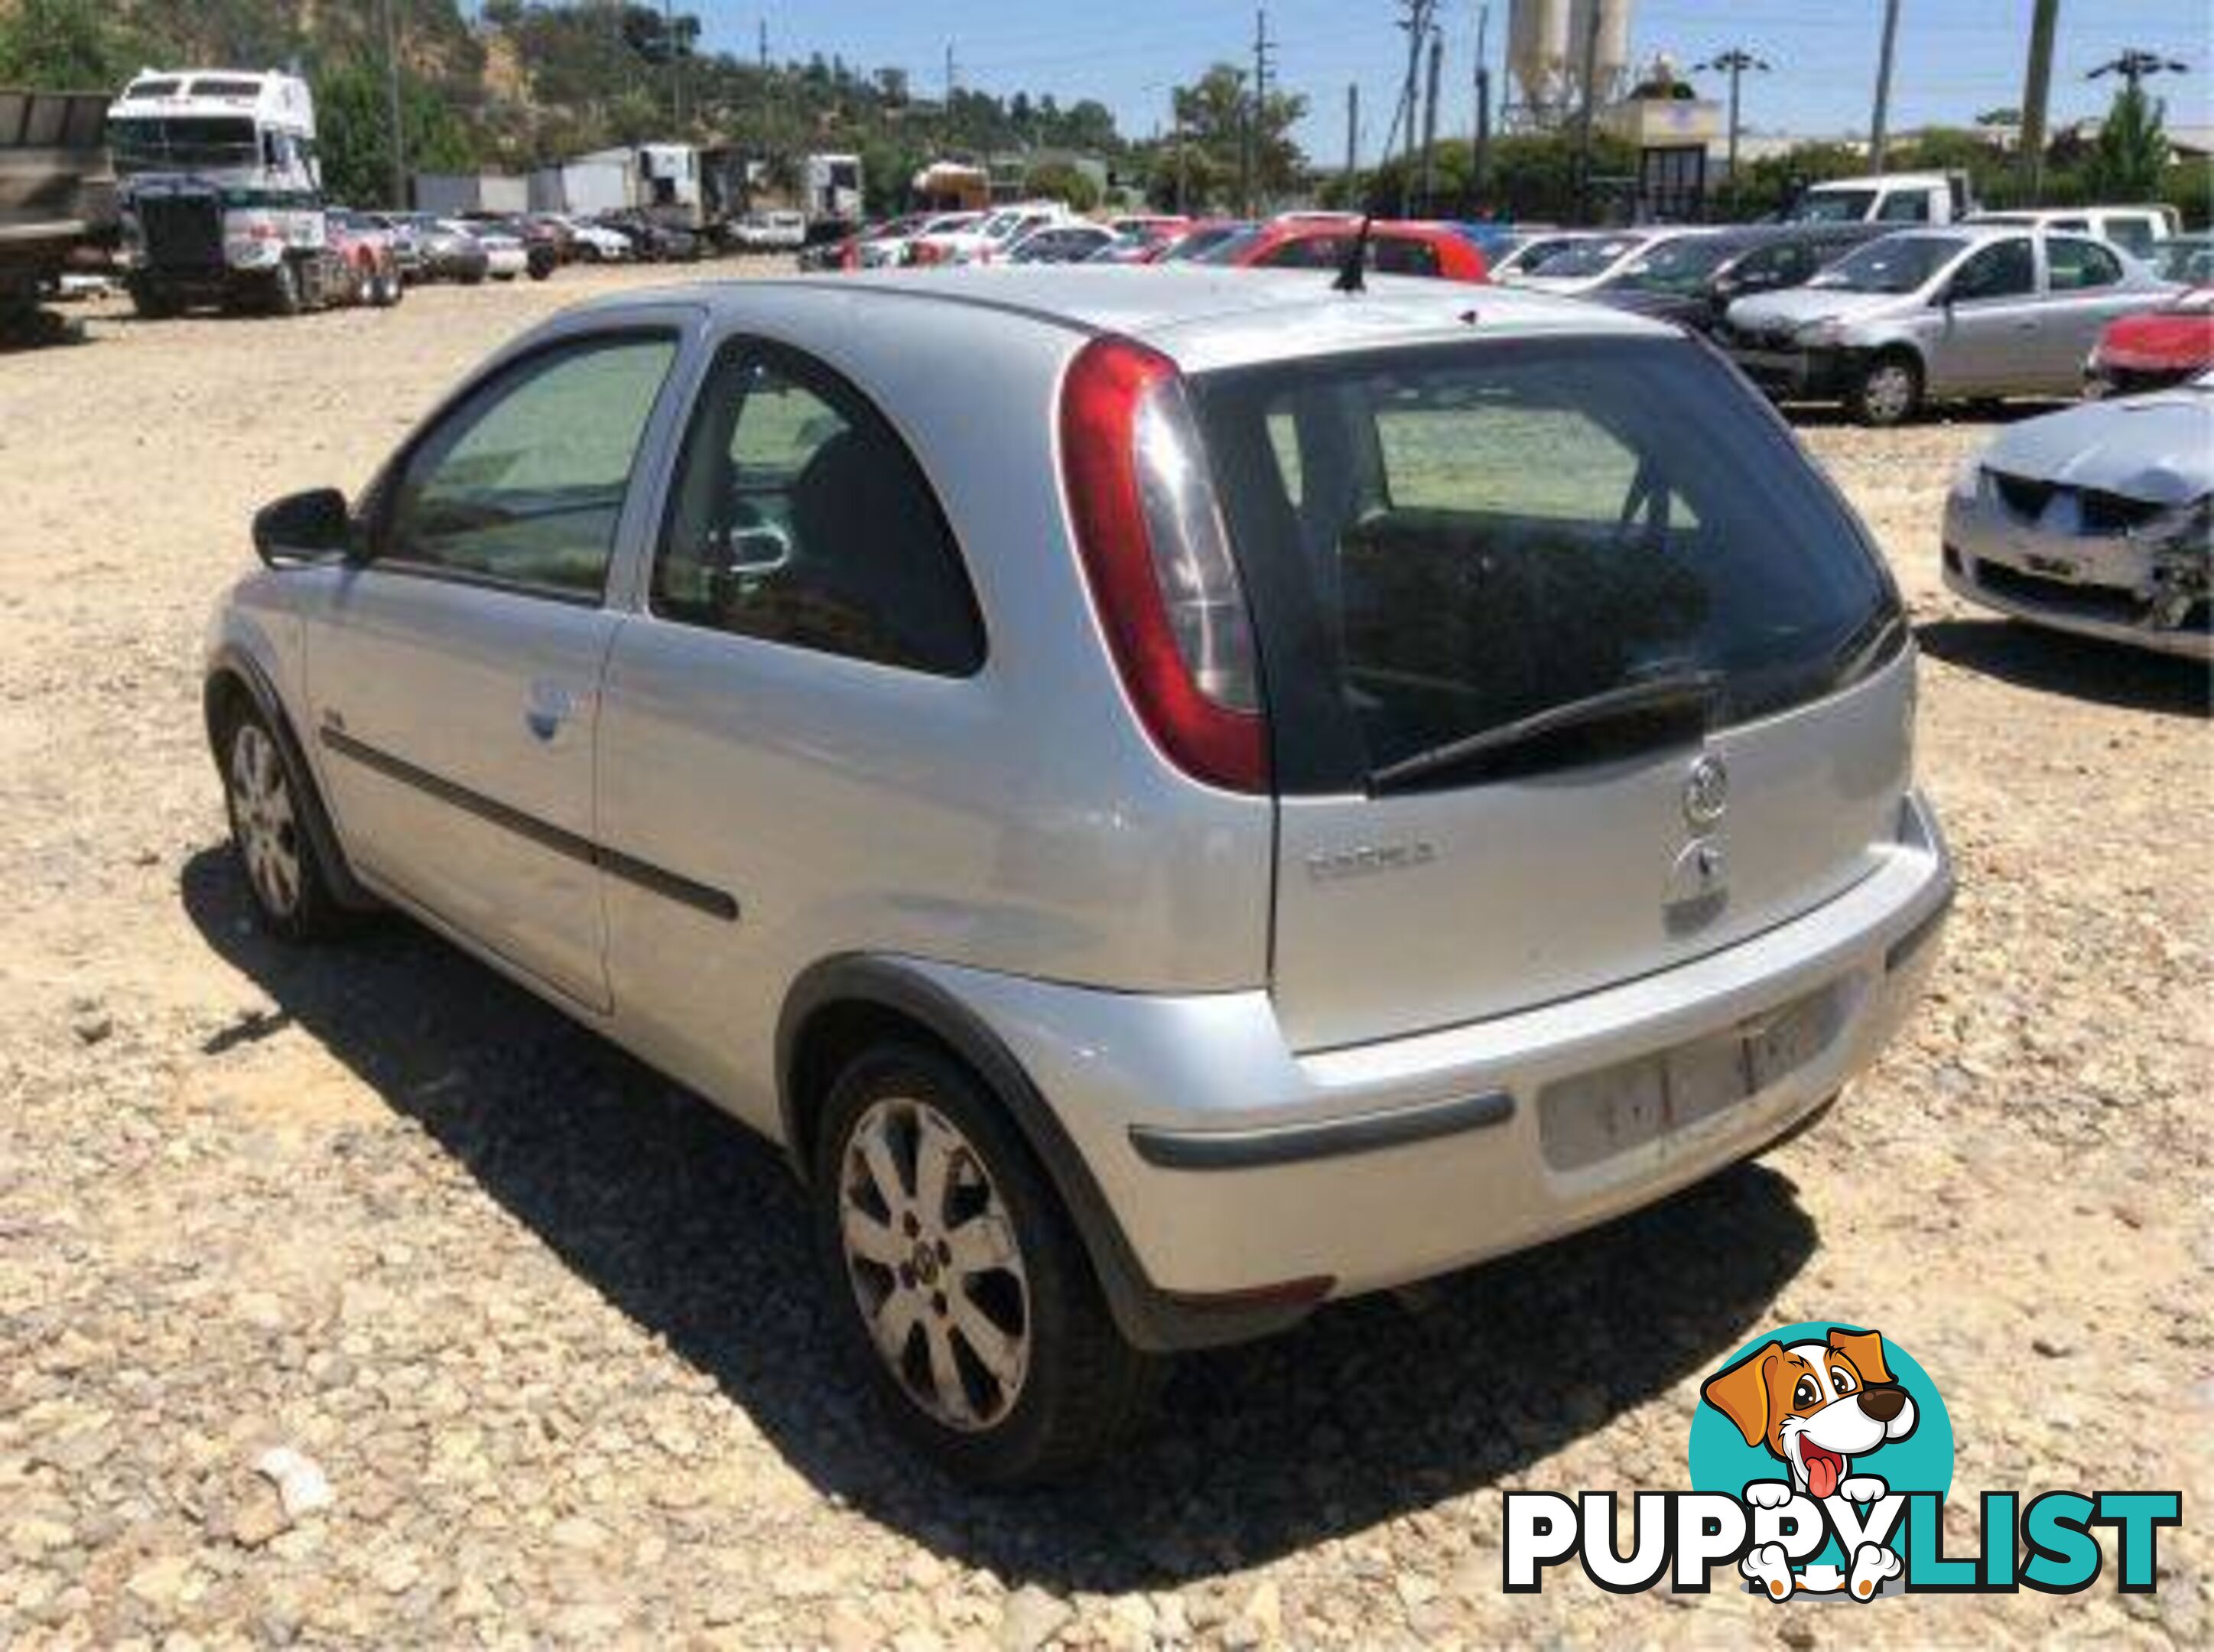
xmin=595 ymin=336 xmax=988 ymax=1127
xmin=2037 ymin=236 xmax=2138 ymax=387
xmin=304 ymin=326 xmax=684 ymax=1010
xmin=1927 ymin=236 xmax=2037 ymax=395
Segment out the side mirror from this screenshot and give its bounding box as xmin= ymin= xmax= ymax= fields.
xmin=252 ymin=487 xmax=350 ymax=567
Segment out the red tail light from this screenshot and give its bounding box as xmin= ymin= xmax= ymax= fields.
xmin=1058 ymin=335 xmax=1268 ymax=794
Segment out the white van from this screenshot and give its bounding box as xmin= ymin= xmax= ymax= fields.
xmin=1969 ymin=205 xmax=2179 ymax=262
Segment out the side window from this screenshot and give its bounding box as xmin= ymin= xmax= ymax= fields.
xmin=2047 ymin=237 xmax=2124 ymax=291
xmin=654 ymin=343 xmax=984 ymax=676
xmin=1876 ymin=190 xmax=1930 ymax=223
xmin=1260 ymin=234 xmax=1348 ymax=270
xmin=2103 ymin=218 xmax=2155 ymax=259
xmin=382 ymin=333 xmax=675 ymax=597
xmin=1372 ymin=236 xmax=1442 ymax=278
xmin=1947 ymin=239 xmax=2035 ymax=303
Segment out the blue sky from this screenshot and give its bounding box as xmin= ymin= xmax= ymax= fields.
xmin=551 ymin=2 xmax=2212 ymax=156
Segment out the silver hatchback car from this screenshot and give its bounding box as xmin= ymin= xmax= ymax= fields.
xmin=205 ymin=268 xmax=1952 ymax=1481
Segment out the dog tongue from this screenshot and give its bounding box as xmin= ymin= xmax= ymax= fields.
xmin=1809 ymin=1456 xmax=1840 ymax=1499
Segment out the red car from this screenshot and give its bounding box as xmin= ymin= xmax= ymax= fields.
xmin=324 ymin=210 xmax=404 ymax=308
xmin=1198 ymin=217 xmax=1490 ymax=282
xmin=2087 ymin=288 xmax=2214 ymax=395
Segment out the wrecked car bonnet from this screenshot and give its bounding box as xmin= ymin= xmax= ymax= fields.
xmin=1982 ymin=390 xmax=2214 ymax=505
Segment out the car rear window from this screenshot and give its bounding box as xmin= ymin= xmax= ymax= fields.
xmin=1190 ymin=337 xmax=1900 ymax=793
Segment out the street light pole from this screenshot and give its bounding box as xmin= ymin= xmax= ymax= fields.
xmin=1695 ymin=47 xmax=1770 ymax=213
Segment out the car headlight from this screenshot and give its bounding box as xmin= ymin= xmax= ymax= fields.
xmin=2144 ymin=496 xmax=2212 ymax=554
xmin=1948 ymin=456 xmax=1985 ymax=503
xmin=1795 ymin=318 xmax=1846 ymax=347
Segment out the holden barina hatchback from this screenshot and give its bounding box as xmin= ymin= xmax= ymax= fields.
xmin=206 ymin=268 xmax=1952 ymax=1482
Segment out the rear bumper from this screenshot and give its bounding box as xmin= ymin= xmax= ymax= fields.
xmin=914 ymin=789 xmax=1952 ymax=1341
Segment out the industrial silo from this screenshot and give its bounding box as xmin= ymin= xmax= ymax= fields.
xmin=1507 ymin=0 xmax=1573 ymax=119
xmin=1566 ymin=0 xmax=1635 ymax=106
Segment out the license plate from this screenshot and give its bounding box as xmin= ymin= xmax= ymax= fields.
xmin=1538 ymin=988 xmax=1842 ymax=1172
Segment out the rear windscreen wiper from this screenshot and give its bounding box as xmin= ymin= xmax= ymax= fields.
xmin=1828 ymin=605 xmax=1908 ymax=688
xmin=1368 ymin=668 xmax=1723 ymax=794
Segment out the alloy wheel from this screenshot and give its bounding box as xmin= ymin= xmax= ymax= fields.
xmin=228 ymin=723 xmax=301 ymax=919
xmin=1863 ymin=363 xmax=1916 ymax=424
xmin=838 ymin=1096 xmax=1031 ymax=1432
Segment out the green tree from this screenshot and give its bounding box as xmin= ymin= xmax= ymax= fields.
xmin=0 ymin=0 xmax=135 ymax=89
xmin=314 ymin=60 xmax=479 ymax=207
xmin=1022 ymin=158 xmax=1100 ymax=212
xmin=2086 ymin=83 xmax=2168 ymax=201
xmin=1170 ymin=63 xmax=1305 ymax=213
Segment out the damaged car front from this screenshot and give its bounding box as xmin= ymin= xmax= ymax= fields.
xmin=1942 ymin=372 xmax=2212 ymax=659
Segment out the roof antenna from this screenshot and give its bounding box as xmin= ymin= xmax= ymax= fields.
xmin=1333 ymin=212 xmax=1374 ymax=294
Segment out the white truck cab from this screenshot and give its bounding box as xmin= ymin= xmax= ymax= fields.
xmin=1785 ymin=171 xmax=1975 ymax=227
xmin=108 ymin=68 xmax=339 ymax=316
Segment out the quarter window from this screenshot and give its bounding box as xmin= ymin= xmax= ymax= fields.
xmin=654 ymin=343 xmax=984 ymax=676
xmin=2048 ymin=236 xmax=2125 ymax=290
xmin=380 ymin=333 xmax=676 ymax=597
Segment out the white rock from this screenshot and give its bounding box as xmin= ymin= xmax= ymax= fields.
xmin=254 ymin=1446 xmax=333 ymax=1519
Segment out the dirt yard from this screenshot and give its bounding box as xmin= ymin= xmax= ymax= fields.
xmin=0 ymin=265 xmax=2206 ymax=1649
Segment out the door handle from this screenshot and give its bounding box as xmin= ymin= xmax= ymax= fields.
xmin=524 ymin=680 xmax=578 ymax=742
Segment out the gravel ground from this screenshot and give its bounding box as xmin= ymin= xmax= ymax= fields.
xmin=0 ymin=264 xmax=2207 ymax=1649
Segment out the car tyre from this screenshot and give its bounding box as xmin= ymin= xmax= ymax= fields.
xmin=126 ymin=277 xmax=179 ymax=320
xmin=266 ymin=260 xmax=304 ymax=317
xmin=218 ymin=702 xmax=346 ymax=941
xmin=1848 ymin=353 xmax=1921 ymax=428
xmin=811 ymin=1042 xmax=1158 ymax=1485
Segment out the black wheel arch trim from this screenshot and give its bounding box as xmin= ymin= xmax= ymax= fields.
xmin=775 ymin=955 xmax=1317 ymax=1353
xmin=1129 ymin=1088 xmax=1514 ymax=1170
xmin=203 ymin=645 xmax=377 ymax=910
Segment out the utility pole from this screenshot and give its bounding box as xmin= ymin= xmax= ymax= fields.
xmin=1344 ymin=82 xmax=1359 ymax=188
xmin=382 ymin=0 xmax=405 ymax=208
xmin=1393 ymin=0 xmax=1435 ymax=216
xmin=757 ymin=18 xmax=768 ymax=71
xmin=1472 ymin=3 xmax=1493 ymax=213
xmin=1695 ymin=48 xmax=1770 ymax=212
xmin=1247 ymin=8 xmax=1275 ymax=217
xmin=1419 ymin=29 xmax=1443 ymax=214
xmin=663 ymin=0 xmax=683 ymax=127
xmin=2020 ymin=0 xmax=2060 ymax=200
xmin=1572 ymin=0 xmax=1604 ymax=221
xmin=1869 ymin=0 xmax=1901 ymax=170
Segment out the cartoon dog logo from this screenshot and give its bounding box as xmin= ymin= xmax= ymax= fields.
xmin=1702 ymin=1326 xmax=1918 ymax=1600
